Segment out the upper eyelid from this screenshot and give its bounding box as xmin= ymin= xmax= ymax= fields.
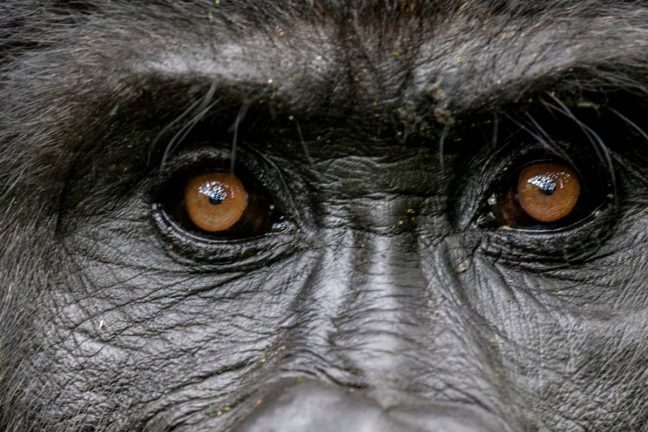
xmin=455 ymin=145 xmax=601 ymax=229
xmin=154 ymin=146 xmax=296 ymax=211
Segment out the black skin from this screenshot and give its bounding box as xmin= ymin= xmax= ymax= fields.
xmin=1 ymin=1 xmax=648 ymax=431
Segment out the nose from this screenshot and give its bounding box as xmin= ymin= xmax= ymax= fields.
xmin=233 ymin=379 xmax=509 ymax=432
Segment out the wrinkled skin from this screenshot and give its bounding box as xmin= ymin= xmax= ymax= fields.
xmin=1 ymin=1 xmax=648 ymax=431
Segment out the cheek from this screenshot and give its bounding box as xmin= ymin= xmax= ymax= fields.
xmin=30 ymin=209 xmax=317 ymax=425
xmin=467 ymin=253 xmax=648 ymax=428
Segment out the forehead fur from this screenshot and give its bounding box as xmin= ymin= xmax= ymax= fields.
xmin=0 ymin=0 xmax=647 ymax=204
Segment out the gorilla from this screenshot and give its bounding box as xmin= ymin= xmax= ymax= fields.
xmin=1 ymin=0 xmax=648 ymax=431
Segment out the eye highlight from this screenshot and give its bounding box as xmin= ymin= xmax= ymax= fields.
xmin=486 ymin=160 xmax=603 ymax=230
xmin=158 ymin=165 xmax=281 ymax=241
xmin=185 ymin=172 xmax=249 ymax=232
xmin=517 ymin=163 xmax=581 ymax=223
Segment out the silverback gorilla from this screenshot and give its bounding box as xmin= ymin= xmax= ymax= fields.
xmin=1 ymin=0 xmax=648 ymax=431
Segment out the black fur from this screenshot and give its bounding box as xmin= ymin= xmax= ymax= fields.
xmin=1 ymin=1 xmax=648 ymax=431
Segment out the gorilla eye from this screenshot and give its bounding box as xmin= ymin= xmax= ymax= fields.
xmin=185 ymin=172 xmax=249 ymax=233
xmin=487 ymin=161 xmax=600 ymax=230
xmin=158 ymin=168 xmax=280 ymax=240
xmin=516 ymin=163 xmax=581 ymax=223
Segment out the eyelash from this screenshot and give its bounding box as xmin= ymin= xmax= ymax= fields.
xmin=446 ymin=152 xmax=617 ymax=272
xmin=476 ymin=157 xmax=613 ymax=232
xmin=153 ymin=150 xmax=285 ymax=231
xmin=149 ymin=150 xmax=305 ymax=267
xmin=149 ymin=90 xmax=637 ymax=257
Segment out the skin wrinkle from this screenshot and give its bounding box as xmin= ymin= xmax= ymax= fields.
xmin=3 ymin=2 xmax=646 ymax=174
xmin=1 ymin=1 xmax=648 ymax=431
xmin=417 ymin=11 xmax=648 ymax=104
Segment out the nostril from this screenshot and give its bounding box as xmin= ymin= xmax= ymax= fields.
xmin=232 ymin=379 xmax=510 ymax=432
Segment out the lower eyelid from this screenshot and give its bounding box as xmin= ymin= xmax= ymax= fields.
xmin=152 ymin=202 xmax=301 ymax=269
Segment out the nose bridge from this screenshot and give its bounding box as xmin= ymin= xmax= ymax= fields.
xmin=330 ymin=225 xmax=434 ymax=384
xmin=316 ymin=210 xmax=501 ymax=403
xmin=310 ymin=153 xmax=451 ymax=383
xmin=302 ymin=156 xmax=499 ymax=398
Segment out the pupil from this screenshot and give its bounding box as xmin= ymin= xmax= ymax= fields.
xmin=209 ymin=196 xmax=225 ymax=205
xmin=528 ymin=174 xmax=557 ymax=196
xmin=198 ymin=181 xmax=227 ymax=205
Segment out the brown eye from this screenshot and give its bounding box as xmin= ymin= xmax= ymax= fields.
xmin=158 ymin=165 xmax=281 ymax=240
xmin=184 ymin=172 xmax=249 ymax=232
xmin=489 ymin=161 xmax=592 ymax=229
xmin=517 ymin=163 xmax=581 ymax=223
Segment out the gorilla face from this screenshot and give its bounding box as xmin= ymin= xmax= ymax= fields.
xmin=1 ymin=1 xmax=648 ymax=431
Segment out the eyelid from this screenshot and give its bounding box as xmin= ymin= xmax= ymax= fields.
xmin=482 ymin=154 xmax=615 ymax=232
xmin=462 ymin=154 xmax=620 ymax=268
xmin=453 ymin=142 xmax=613 ymax=231
xmin=149 ymin=147 xmax=313 ymax=268
xmin=151 ymin=143 xmax=313 ymax=238
xmin=452 ymin=146 xmax=526 ymax=230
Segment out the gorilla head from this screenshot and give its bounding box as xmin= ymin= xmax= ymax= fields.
xmin=1 ymin=1 xmax=648 ymax=431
